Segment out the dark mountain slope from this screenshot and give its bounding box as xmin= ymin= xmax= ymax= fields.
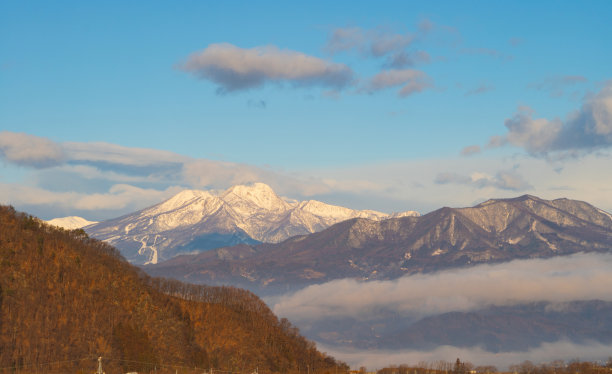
xmin=0 ymin=205 xmax=346 ymax=373
xmin=147 ymin=195 xmax=612 ymax=294
xmin=378 ymin=301 xmax=612 ymax=352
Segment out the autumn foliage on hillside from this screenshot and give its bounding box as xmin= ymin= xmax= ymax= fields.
xmin=0 ymin=205 xmax=347 ymax=374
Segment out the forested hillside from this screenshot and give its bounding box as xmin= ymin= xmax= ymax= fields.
xmin=0 ymin=205 xmax=346 ymax=373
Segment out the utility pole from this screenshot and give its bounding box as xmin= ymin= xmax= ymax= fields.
xmin=96 ymin=357 xmax=104 ymax=374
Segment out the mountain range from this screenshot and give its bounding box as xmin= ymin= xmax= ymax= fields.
xmin=146 ymin=194 xmax=612 ymax=294
xmin=84 ymin=183 xmax=418 ymax=264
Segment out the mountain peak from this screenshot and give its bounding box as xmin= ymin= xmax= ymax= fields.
xmin=86 ymin=182 xmax=422 ymax=264
xmin=477 ymin=194 xmax=542 ymax=207
xmin=222 ymin=182 xmax=289 ymax=211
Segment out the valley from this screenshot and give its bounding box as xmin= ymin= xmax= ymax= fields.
xmin=20 ymin=188 xmax=612 ymax=369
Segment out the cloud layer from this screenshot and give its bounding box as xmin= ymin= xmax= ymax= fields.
xmin=178 ymin=43 xmax=354 ymax=93
xmin=434 ymin=170 xmax=532 ymax=191
xmin=271 ymin=253 xmax=612 ymax=368
xmin=0 ymin=132 xmax=65 ymax=168
xmin=0 ymin=131 xmax=334 ymax=219
xmin=2 ymin=131 xmax=612 ymax=222
xmin=272 ymin=253 xmax=612 ymax=322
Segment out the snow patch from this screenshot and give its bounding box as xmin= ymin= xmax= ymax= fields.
xmin=46 ymin=216 xmax=97 ymax=230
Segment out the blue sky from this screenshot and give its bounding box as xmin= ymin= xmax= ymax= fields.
xmin=1 ymin=0 xmax=612 ymax=220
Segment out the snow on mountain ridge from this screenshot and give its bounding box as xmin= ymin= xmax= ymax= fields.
xmin=222 ymin=182 xmax=291 ymax=213
xmin=86 ymin=182 xmax=420 ymax=264
xmin=150 ymin=189 xmax=215 ymax=215
xmin=299 ymin=200 xmax=387 ymax=220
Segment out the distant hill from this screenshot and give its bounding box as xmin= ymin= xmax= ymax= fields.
xmin=146 ymin=195 xmax=612 ymax=295
xmin=85 ymin=182 xmax=418 ymax=264
xmin=46 ymin=216 xmax=97 ymax=229
xmin=379 ymin=300 xmax=612 ymax=352
xmin=0 ymin=205 xmax=347 ymax=374
xmin=306 ymin=300 xmax=612 ymax=352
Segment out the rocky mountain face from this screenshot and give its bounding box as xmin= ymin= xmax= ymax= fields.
xmin=146 ymin=195 xmax=612 ymax=294
xmin=85 ymin=182 xmax=418 ymax=264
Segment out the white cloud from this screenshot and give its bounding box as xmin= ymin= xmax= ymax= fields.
xmin=178 ymin=43 xmax=354 ymax=93
xmin=2 ymin=132 xmax=612 ymax=223
xmin=0 ymin=182 xmax=183 ymax=212
xmin=0 ymin=131 xmax=65 ymax=168
xmin=63 ymin=141 xmax=188 ymax=167
xmin=364 ymin=69 xmax=432 ymax=97
xmin=272 ymin=253 xmax=612 ymax=322
xmin=491 ymin=82 xmax=612 ymax=155
xmin=0 ymin=133 xmax=336 ymax=218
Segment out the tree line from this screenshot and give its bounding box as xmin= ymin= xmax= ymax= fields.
xmin=376 ymin=358 xmax=612 ymax=374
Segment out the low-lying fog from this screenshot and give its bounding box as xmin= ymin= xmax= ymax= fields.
xmin=267 ymin=253 xmax=612 ymax=369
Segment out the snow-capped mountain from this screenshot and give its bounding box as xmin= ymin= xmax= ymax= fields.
xmin=46 ymin=216 xmax=98 ymax=230
xmin=86 ymin=182 xmax=418 ymax=264
xmin=147 ymin=194 xmax=612 ymax=295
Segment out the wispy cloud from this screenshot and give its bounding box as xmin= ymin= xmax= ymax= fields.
xmin=488 ymin=82 xmax=612 ymax=156
xmin=434 ymin=170 xmax=531 ymax=191
xmin=325 ymin=26 xmax=416 ymax=58
xmin=529 ymin=75 xmax=588 ymax=97
xmin=364 ymin=69 xmax=433 ymax=97
xmin=460 ymin=47 xmax=513 ymax=61
xmin=465 ymin=84 xmax=494 ymax=96
xmin=461 ymin=145 xmax=481 ymax=156
xmin=509 ymin=37 xmax=524 ymax=47
xmin=247 ymin=99 xmax=267 ymax=109
xmin=0 ymin=182 xmax=184 ymax=217
xmin=177 ymin=43 xmax=354 ymax=93
xmin=384 ymin=50 xmax=431 ymax=69
xmin=325 ymin=24 xmax=437 ymax=69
